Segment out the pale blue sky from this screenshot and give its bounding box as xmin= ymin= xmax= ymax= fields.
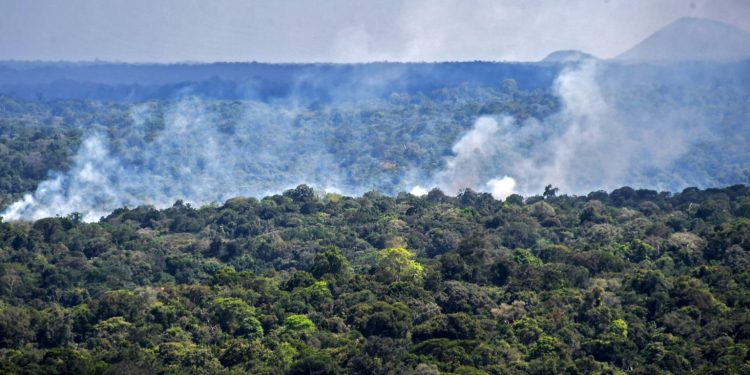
xmin=1 ymin=0 xmax=748 ymax=62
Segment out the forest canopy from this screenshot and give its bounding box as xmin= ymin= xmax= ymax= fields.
xmin=0 ymin=184 xmax=749 ymax=374
xmin=1 ymin=60 xmax=749 ymax=374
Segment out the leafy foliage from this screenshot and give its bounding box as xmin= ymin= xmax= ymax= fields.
xmin=0 ymin=184 xmax=749 ymax=373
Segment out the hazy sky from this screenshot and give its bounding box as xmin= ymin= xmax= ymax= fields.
xmin=1 ymin=0 xmax=748 ymax=62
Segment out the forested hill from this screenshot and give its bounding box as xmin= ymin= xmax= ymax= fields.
xmin=2 ymin=60 xmax=750 ymax=102
xmin=1 ymin=184 xmax=749 ymax=374
xmin=2 ymin=60 xmax=750 ymax=217
xmin=0 ymin=61 xmax=561 ymax=101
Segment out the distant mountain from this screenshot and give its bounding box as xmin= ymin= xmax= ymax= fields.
xmin=615 ymin=17 xmax=750 ymax=62
xmin=542 ymin=50 xmax=598 ymax=63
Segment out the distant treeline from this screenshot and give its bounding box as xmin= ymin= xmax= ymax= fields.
xmin=0 ymin=61 xmax=563 ymax=101
xmin=2 ymin=60 xmax=749 ymax=102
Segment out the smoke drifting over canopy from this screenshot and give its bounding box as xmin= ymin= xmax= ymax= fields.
xmin=408 ymin=60 xmax=717 ymax=201
xmin=3 ymin=59 xmax=745 ymax=222
xmin=2 ymin=99 xmax=352 ymax=221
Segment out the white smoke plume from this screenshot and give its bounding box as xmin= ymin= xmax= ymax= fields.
xmin=2 ymin=99 xmax=352 ymax=222
xmin=0 ymin=59 xmax=738 ymax=221
xmin=420 ymin=60 xmax=710 ymax=199
xmin=415 ymin=115 xmax=518 ymax=200
xmin=485 ymin=176 xmax=517 ymax=200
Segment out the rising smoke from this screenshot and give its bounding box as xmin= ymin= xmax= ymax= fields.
xmin=413 ymin=60 xmax=714 ymax=199
xmin=1 ymin=59 xmax=743 ymax=221
xmin=2 ymin=99 xmax=353 ymax=222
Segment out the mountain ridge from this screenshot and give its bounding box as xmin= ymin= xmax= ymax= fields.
xmin=615 ymin=17 xmax=750 ymax=62
xmin=542 ymin=50 xmax=598 ymax=63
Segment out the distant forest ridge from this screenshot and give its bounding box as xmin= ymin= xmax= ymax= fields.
xmin=0 ymin=61 xmax=559 ymax=101
xmin=1 ymin=60 xmax=749 ymax=101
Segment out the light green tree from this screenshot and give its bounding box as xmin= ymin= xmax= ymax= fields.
xmin=610 ymin=319 xmax=628 ymax=337
xmin=284 ymin=314 xmax=316 ymax=332
xmin=376 ymin=247 xmax=424 ymax=283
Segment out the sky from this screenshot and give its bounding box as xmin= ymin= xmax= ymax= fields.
xmin=0 ymin=0 xmax=748 ymax=63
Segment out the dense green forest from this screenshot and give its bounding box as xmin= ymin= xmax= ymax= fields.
xmin=3 ymin=5 xmax=750 ymax=375
xmin=1 ymin=61 xmax=750 ymax=374
xmin=2 ymin=69 xmax=750 ymax=217
xmin=1 ymin=184 xmax=750 ymax=374
xmin=0 ymin=85 xmax=559 ymax=211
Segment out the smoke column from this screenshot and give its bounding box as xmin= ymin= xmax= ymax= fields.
xmin=415 ymin=60 xmax=713 ymax=198
xmin=2 ymin=99 xmax=351 ymax=222
xmin=2 ymin=60 xmax=744 ymax=221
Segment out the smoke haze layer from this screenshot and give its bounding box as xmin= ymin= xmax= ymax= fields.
xmin=2 ymin=60 xmax=749 ymax=221
xmin=416 ymin=60 xmax=743 ymax=199
xmin=2 ymin=99 xmax=354 ymax=222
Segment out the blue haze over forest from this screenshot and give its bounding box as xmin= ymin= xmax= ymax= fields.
xmin=1 ymin=15 xmax=750 ymax=221
xmin=4 ymin=3 xmax=750 ymax=375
